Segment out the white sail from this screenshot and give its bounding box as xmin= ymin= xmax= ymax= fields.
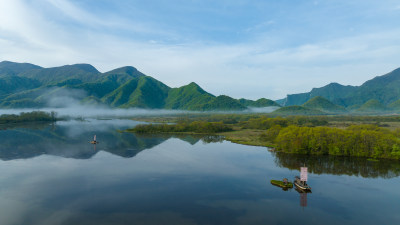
xmin=94 ymin=135 xmax=96 ymax=141
xmin=300 ymin=167 xmax=308 ymax=181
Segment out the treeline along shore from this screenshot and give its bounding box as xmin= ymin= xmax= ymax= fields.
xmin=0 ymin=111 xmax=57 ymax=124
xmin=128 ymin=114 xmax=400 ymax=160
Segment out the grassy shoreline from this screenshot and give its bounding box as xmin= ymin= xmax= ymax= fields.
xmin=219 ymin=129 xmax=275 ymax=147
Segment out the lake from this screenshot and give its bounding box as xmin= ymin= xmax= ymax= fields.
xmin=0 ymin=119 xmax=399 ymax=225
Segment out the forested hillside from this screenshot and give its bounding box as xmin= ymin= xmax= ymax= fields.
xmin=0 ymin=61 xmax=279 ymax=111
xmin=280 ymin=67 xmax=400 ymax=109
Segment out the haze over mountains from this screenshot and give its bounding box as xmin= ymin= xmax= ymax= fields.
xmin=0 ymin=61 xmax=279 ymax=111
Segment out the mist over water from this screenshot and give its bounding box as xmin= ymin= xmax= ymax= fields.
xmin=0 ymin=104 xmax=279 ymax=118
xmin=246 ymin=106 xmax=280 ymax=113
xmin=0 ymin=107 xmax=190 ymax=118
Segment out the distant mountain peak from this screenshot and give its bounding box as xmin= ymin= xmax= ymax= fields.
xmin=362 ymin=67 xmax=400 ymax=87
xmin=0 ymin=61 xmax=42 ymax=75
xmin=188 ymin=81 xmax=199 ymax=86
xmin=0 ymin=60 xmax=41 ymax=68
xmin=69 ymin=63 xmax=100 ymax=73
xmin=192 ymin=94 xmax=246 ymax=111
xmin=282 ymin=66 xmax=400 ymax=109
xmin=104 ymin=66 xmax=144 ymax=78
xmin=310 ymin=82 xmax=355 ymax=92
xmin=184 ymin=82 xmax=207 ymax=93
xmin=108 ymin=66 xmax=137 ymax=73
xmin=163 ymin=82 xmax=214 ymax=110
xmin=239 ymin=97 xmax=280 ymax=107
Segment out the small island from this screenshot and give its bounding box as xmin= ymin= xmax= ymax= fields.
xmin=271 ymin=179 xmax=293 ymax=189
xmin=0 ymin=111 xmax=57 ymax=124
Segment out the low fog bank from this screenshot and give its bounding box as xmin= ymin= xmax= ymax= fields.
xmin=0 ymin=107 xmax=190 ymax=118
xmin=0 ymin=87 xmax=281 ymax=118
xmin=0 ymin=88 xmax=195 ymax=118
xmin=0 ymin=106 xmax=280 ymax=118
xmin=245 ymin=106 xmax=280 ymax=113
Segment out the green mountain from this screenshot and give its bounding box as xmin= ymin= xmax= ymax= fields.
xmin=114 ymin=76 xmax=170 ymax=108
xmin=191 ymin=95 xmax=247 ymax=111
xmin=302 ymin=96 xmax=346 ymax=113
xmin=239 ymin=98 xmax=281 ymax=107
xmin=0 ymin=61 xmax=276 ymax=111
xmin=103 ymin=66 xmax=146 ymax=80
xmin=356 ymin=99 xmax=387 ymax=112
xmin=0 ymin=61 xmax=42 ymax=75
xmin=270 ymin=105 xmax=325 ymax=116
xmin=280 ymin=68 xmax=400 ymax=108
xmin=18 ymin=63 xmax=102 ymax=85
xmin=164 ymin=82 xmax=214 ymax=110
xmin=0 ymin=76 xmax=41 ymax=96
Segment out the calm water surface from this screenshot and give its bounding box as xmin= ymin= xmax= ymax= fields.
xmin=0 ymin=119 xmax=399 ymax=225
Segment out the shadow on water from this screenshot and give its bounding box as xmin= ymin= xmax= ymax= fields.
xmin=272 ymin=151 xmax=400 ymax=178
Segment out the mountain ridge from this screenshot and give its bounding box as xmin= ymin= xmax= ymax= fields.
xmin=280 ymin=67 xmax=400 ymax=108
xmin=0 ymin=61 xmax=279 ymax=111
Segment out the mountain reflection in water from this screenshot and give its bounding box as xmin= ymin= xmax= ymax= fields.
xmin=0 ymin=120 xmax=399 ymax=178
xmin=0 ymin=120 xmax=223 ymax=160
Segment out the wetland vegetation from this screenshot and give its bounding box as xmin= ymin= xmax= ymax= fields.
xmin=128 ymin=114 xmax=400 ymax=160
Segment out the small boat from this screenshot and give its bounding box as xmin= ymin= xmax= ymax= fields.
xmin=89 ymin=135 xmax=99 ymax=144
xmin=294 ymin=176 xmax=311 ymax=191
xmin=294 ymin=166 xmax=311 ymax=191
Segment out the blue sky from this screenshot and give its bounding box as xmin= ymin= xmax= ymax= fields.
xmin=1 ymin=0 xmax=400 ymax=100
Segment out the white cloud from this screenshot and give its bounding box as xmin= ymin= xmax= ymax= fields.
xmin=46 ymin=0 xmax=102 ymax=25
xmin=1 ymin=0 xmax=400 ymax=100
